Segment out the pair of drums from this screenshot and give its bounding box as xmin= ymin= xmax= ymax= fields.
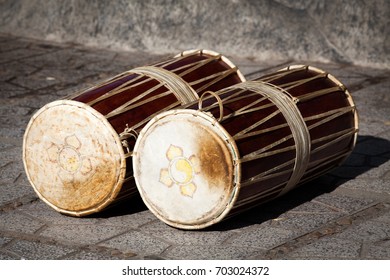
xmin=23 ymin=50 xmax=245 ymax=217
xmin=23 ymin=51 xmax=358 ymax=230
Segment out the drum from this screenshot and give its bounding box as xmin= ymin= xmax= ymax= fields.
xmin=23 ymin=49 xmax=245 ymax=217
xmin=132 ymin=65 xmax=358 ymax=229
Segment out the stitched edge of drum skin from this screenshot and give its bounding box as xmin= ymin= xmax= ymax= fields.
xmin=234 ymin=81 xmax=311 ymax=196
xmin=175 ymin=49 xmax=247 ymax=83
xmin=132 ymin=109 xmax=241 ymax=230
xmin=22 ymin=100 xmax=126 ymax=217
xmin=281 ymin=65 xmax=359 ymax=167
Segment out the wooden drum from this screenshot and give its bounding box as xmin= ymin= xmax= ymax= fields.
xmin=23 ymin=50 xmax=245 ymax=216
xmin=132 ymin=65 xmax=358 ymax=229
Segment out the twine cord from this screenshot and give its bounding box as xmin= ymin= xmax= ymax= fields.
xmin=236 ymin=81 xmax=311 ymax=195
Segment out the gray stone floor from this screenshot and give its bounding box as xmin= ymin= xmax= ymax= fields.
xmin=0 ymin=34 xmax=389 ymax=260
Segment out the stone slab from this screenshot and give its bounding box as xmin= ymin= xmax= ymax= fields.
xmin=1 ymin=0 xmax=388 ymax=68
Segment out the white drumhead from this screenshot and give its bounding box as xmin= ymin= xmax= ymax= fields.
xmin=133 ymin=109 xmax=240 ymax=229
xmin=23 ymin=100 xmax=126 ymax=216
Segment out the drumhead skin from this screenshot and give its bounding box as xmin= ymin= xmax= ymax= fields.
xmin=23 ymin=100 xmax=126 ymax=216
xmin=133 ymin=109 xmax=241 ymax=229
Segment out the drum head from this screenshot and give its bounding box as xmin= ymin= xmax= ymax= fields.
xmin=133 ymin=109 xmax=240 ymax=229
xmin=23 ymin=100 xmax=126 ymax=216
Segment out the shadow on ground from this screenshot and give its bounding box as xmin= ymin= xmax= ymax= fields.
xmin=87 ymin=135 xmax=390 ymax=230
xmin=209 ymin=134 xmax=390 ymax=231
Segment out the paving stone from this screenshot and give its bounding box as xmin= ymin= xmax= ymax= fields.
xmin=0 ymin=146 xmax=21 ymax=164
xmin=4 ymin=239 xmax=75 ymax=260
xmin=62 ymin=250 xmax=124 ymax=260
xmin=14 ymin=171 xmax=29 ymax=185
xmin=143 ymin=225 xmax=235 ymax=246
xmin=288 ymin=200 xmax=340 ymax=214
xmin=163 ymin=245 xmax=264 ymax=260
xmin=0 ymin=124 xmax=26 ymax=139
xmin=271 ymin=212 xmax=343 ymax=232
xmin=349 ymin=67 xmax=389 ymax=79
xmin=96 ymin=209 xmax=157 ymax=229
xmin=0 ymin=162 xmax=23 ymax=185
xmin=0 ymin=236 xmax=12 ymax=246
xmin=365 ymin=245 xmax=390 ymax=259
xmin=0 ymin=38 xmax=27 ymax=52
xmin=10 ymin=71 xmax=60 ymax=90
xmin=0 ymin=211 xmax=44 ymax=234
xmin=313 ymin=193 xmax=375 ymax=214
xmin=0 ymin=62 xmax=38 ymax=83
xmin=215 ymin=212 xmax=270 ymax=230
xmin=0 ymin=48 xmax=47 ymax=64
xmin=0 ymin=142 xmax=14 ymax=150
xmin=333 ymin=220 xmax=390 ymax=243
xmin=39 ymin=224 xmax=129 ymax=245
xmin=7 ymin=94 xmax=58 ymax=110
xmin=22 ymin=68 xmax=99 ymax=88
xmin=228 ymin=226 xmax=299 ymax=250
xmin=371 ymin=207 xmax=390 ymax=225
xmin=288 ymin=237 xmax=361 ymax=259
xmin=0 ymin=34 xmax=389 ymax=260
xmin=357 ymin=103 xmax=390 ymax=124
xmin=0 ymin=148 xmax=24 ymax=185
xmin=358 ymin=120 xmax=390 ymax=137
xmin=22 ymin=49 xmax=90 ymax=70
xmin=2 ymin=107 xmax=32 ymax=131
xmin=378 ymin=128 xmax=390 ymax=140
xmin=100 ymin=230 xmax=170 ymax=257
xmin=18 ymin=201 xmax=100 ymax=226
xmin=339 ymin=179 xmax=390 ymax=195
xmin=0 ymin=183 xmax=36 ymax=207
xmin=0 ymin=105 xmax=31 ymax=121
xmin=356 ymin=160 xmax=390 ymax=179
xmin=0 ymin=251 xmax=17 ymax=260
xmin=330 ymin=166 xmax=379 ymax=179
xmin=372 ymin=238 xmax=390 ymax=249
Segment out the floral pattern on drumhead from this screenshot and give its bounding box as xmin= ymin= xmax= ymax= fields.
xmin=159 ymin=144 xmax=201 ymax=198
xmin=46 ymin=134 xmax=94 ymax=186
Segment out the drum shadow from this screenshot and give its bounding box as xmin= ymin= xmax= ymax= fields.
xmin=206 ymin=134 xmax=390 ymax=231
xmin=88 ymin=194 xmax=148 ymax=218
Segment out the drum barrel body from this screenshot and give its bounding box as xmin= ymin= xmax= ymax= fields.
xmin=257 ymin=65 xmax=358 ymax=184
xmin=225 ymin=65 xmax=358 ymax=216
xmin=132 ymin=65 xmax=358 ymax=229
xmin=23 ymin=50 xmax=245 ymax=216
xmin=72 ymin=50 xmax=244 ymax=141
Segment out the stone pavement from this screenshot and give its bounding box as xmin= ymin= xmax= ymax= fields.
xmin=0 ymin=34 xmax=389 ymax=260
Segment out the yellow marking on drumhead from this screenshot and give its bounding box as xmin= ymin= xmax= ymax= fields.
xmin=180 ymin=183 xmax=197 ymax=198
xmin=58 ymin=146 xmax=81 ymax=173
xmin=166 ymin=144 xmax=183 ymax=160
xmin=170 ymin=157 xmax=193 ymax=185
xmin=159 ymin=168 xmax=173 ymax=188
xmin=159 ymin=144 xmax=200 ymax=198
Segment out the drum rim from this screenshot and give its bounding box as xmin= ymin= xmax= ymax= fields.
xmin=22 ymin=99 xmax=127 ymax=216
xmin=279 ymin=64 xmax=359 ymax=157
xmin=175 ymin=49 xmax=247 ymax=83
xmin=133 ymin=108 xmax=242 ymax=230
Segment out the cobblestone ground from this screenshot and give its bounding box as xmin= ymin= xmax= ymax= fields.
xmin=0 ymin=34 xmax=389 ymax=260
